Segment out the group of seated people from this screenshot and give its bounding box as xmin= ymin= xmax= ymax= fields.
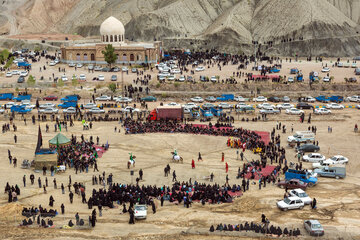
xmin=22 ymin=206 xmax=58 ymax=218
xmin=210 ymin=222 xmax=301 ymax=237
xmin=20 ymin=218 xmax=54 ymax=228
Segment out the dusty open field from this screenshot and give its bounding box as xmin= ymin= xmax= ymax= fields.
xmin=0 ymin=104 xmax=359 ymax=239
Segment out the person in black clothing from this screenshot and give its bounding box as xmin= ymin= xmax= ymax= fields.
xmin=160 ymin=196 xmax=164 ymax=207
xmin=129 ymin=207 xmax=135 ymax=224
xmin=139 ymin=169 xmax=143 ymax=180
xmin=69 ymin=191 xmax=74 ymax=203
xmin=49 ymin=195 xmax=54 ymax=207
xmin=68 ymin=220 xmax=74 ymax=227
xmin=209 ymin=225 xmax=214 ymax=232
xmin=61 ymin=203 xmax=65 ymax=214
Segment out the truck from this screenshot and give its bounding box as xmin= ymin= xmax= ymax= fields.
xmin=10 ymin=105 xmax=31 ymax=113
xmin=147 ymin=106 xmax=183 ymax=121
xmin=315 ymin=95 xmax=330 ymax=103
xmin=200 ymin=108 xmax=213 ymax=118
xmin=314 ymin=166 xmax=346 ymax=179
xmin=287 ymin=131 xmax=315 ymax=144
xmin=285 ymin=169 xmax=318 ymax=187
xmin=0 ymin=93 xmax=14 ymax=100
xmin=329 ymin=95 xmax=343 ymax=103
xmin=58 ymin=101 xmax=77 ymax=109
xmin=13 ymin=94 xmax=31 ymax=102
xmin=217 ymin=94 xmax=234 ymax=101
xmin=61 ymin=95 xmax=80 ymax=102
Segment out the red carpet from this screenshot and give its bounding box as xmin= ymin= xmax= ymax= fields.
xmin=182 ymin=124 xmax=233 ymax=131
xmin=244 ymin=165 xmax=277 ymax=180
xmin=254 ymin=131 xmax=270 ymax=145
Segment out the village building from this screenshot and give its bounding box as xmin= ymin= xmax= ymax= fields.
xmin=60 ymin=16 xmax=162 ymax=65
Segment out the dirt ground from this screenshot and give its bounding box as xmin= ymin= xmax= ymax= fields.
xmin=0 ymin=104 xmax=359 ymax=239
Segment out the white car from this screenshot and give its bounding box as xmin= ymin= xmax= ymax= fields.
xmin=20 ymin=102 xmax=36 ymax=109
xmin=98 ymin=75 xmax=105 ymax=81
xmin=49 ymin=61 xmax=56 ymax=66
xmin=11 ymin=70 xmax=20 ymax=75
xmin=210 ymin=76 xmax=217 ymax=83
xmin=182 ymin=102 xmax=198 ymax=109
xmin=286 ymin=108 xmax=304 ymax=115
xmin=257 ymin=102 xmax=275 ymax=109
xmin=346 ymin=95 xmax=360 ymax=102
xmin=39 ymin=103 xmax=56 ymax=109
xmin=306 ymin=96 xmax=316 ymax=103
xmin=178 ymin=75 xmax=185 ymax=82
xmin=89 ymin=107 xmax=105 ymax=114
xmin=167 ymin=75 xmax=175 ymax=81
xmin=321 ymin=67 xmax=330 ymax=72
xmin=79 ymin=74 xmax=86 ymax=81
xmin=116 ymin=97 xmax=132 ymax=103
xmin=166 ymin=102 xmax=179 ymax=106
xmin=325 ymin=155 xmax=348 ymax=164
xmin=277 ymin=196 xmax=304 ymax=211
xmin=195 ymin=66 xmax=205 ymax=72
xmin=134 ymin=205 xmax=147 ymax=219
xmin=259 ymin=108 xmax=280 ymax=114
xmin=190 ymin=97 xmax=204 ymax=103
xmin=236 ymin=103 xmax=251 ymax=108
xmin=234 ymin=96 xmax=246 ymax=102
xmin=95 ymin=95 xmax=111 ymax=101
xmin=39 ymin=108 xmax=59 ymax=114
xmin=323 ymin=76 xmax=330 ymax=82
xmin=326 ymin=103 xmax=344 ymax=109
xmin=276 ymin=103 xmax=294 ymax=109
xmin=20 ymin=71 xmax=28 ymax=77
xmin=283 ymin=96 xmax=291 ymax=102
xmin=288 ymin=189 xmax=312 ymax=205
xmin=0 ymin=109 xmax=5 ymax=114
xmin=84 ymin=103 xmax=97 ymax=109
xmin=314 ymin=108 xmax=331 ymax=115
xmin=61 ymin=75 xmax=68 ymax=82
xmin=76 ymin=63 xmax=83 ymax=68
xmin=122 ymin=106 xmax=139 ymax=113
xmin=302 ymin=153 xmax=326 ymax=163
xmin=6 ymin=72 xmax=12 ymax=77
xmin=287 ymin=76 xmax=294 ymax=83
xmin=217 ymin=103 xmax=232 ymax=109
xmin=171 ymin=69 xmax=181 ymax=74
xmin=68 ymin=62 xmax=75 ymax=67
xmin=253 ymin=96 xmax=267 ymax=102
xmin=94 ymin=66 xmax=102 ymax=71
xmin=63 ymin=107 xmax=77 ymax=114
xmin=5 ymin=102 xmax=17 ymax=108
xmin=122 ymin=67 xmax=128 ymax=72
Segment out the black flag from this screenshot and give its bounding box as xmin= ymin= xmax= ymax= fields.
xmin=35 ymin=125 xmax=43 ymax=153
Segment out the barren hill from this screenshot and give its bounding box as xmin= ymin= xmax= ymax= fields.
xmin=0 ymin=0 xmax=360 ymax=56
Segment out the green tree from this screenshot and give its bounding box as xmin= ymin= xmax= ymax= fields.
xmin=72 ymin=75 xmax=78 ymax=86
xmin=108 ymin=83 xmax=117 ymax=93
xmin=27 ymin=75 xmax=36 ymax=86
xmin=102 ymin=44 xmax=117 ymax=68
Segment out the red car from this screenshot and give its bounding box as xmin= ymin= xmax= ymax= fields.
xmin=43 ymin=95 xmax=58 ymax=101
xmin=277 ymin=178 xmax=308 ymax=190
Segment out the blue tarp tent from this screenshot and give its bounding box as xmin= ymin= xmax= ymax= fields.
xmin=18 ymin=62 xmax=31 ymax=67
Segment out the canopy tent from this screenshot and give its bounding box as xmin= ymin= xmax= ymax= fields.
xmin=49 ymin=133 xmax=71 ymax=147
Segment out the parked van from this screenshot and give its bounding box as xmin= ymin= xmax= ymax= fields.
xmin=287 ymin=131 xmax=315 ymax=144
xmin=314 ymin=167 xmax=346 ymax=179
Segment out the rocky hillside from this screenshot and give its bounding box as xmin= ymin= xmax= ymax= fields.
xmin=0 ymin=0 xmax=360 ymax=56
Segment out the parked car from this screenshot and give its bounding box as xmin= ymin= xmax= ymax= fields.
xmin=304 ymin=220 xmax=324 ymax=236
xmin=304 ymin=96 xmax=316 ymax=103
xmin=195 ymin=66 xmax=205 ymax=72
xmin=98 ymin=75 xmax=105 ymax=81
xmin=116 ymin=97 xmax=132 ymax=103
xmin=296 ymin=102 xmax=313 ymax=109
xmin=190 ymin=97 xmax=204 ymax=103
xmin=205 ymin=96 xmax=217 ymax=102
xmin=217 ymin=103 xmax=232 ymax=109
xmin=259 ymin=108 xmax=280 ymax=114
xmin=6 ymin=72 xmax=12 ymax=77
xmin=178 ymin=75 xmax=185 ymax=82
xmin=277 ymin=196 xmax=304 ymax=211
xmin=79 ymin=74 xmax=86 ymax=81
xmin=84 ymin=103 xmax=97 ymax=109
xmin=325 ymin=155 xmax=348 ymax=164
xmin=17 ymin=76 xmax=25 ymax=83
xmin=277 ymin=103 xmax=294 ymax=109
xmin=283 ymin=96 xmax=291 ymax=102
xmin=141 ymin=96 xmax=157 ymax=102
xmin=277 ymin=179 xmax=308 ymax=190
xmin=89 ymin=107 xmax=105 ymax=114
xmin=20 ymin=71 xmax=28 ymax=77
xmin=302 ymin=153 xmax=326 ymax=162
xmin=285 ymin=169 xmax=318 ymax=187
xmin=268 ymin=97 xmax=281 ymax=102
xmin=286 ymin=108 xmax=304 ymax=115
xmin=296 ymin=144 xmax=320 ymax=153
xmin=202 ymin=103 xmax=215 ymax=109
xmin=11 ymin=70 xmax=20 ymax=75
xmin=210 ymin=76 xmax=217 ymax=83
xmin=63 ymin=107 xmax=77 ymax=114
xmin=326 ymin=103 xmax=344 ymax=109
xmin=323 ymin=76 xmax=330 ymax=82
xmin=253 ymin=96 xmax=267 ymax=102
xmin=39 ymin=108 xmax=59 ymax=114
xmin=95 ymin=95 xmax=111 ymax=101
xmin=287 ymin=76 xmax=294 ymax=83
xmin=94 ymin=66 xmax=102 ymax=71
xmin=345 ymin=95 xmax=360 ymax=102
xmin=122 ymin=106 xmax=139 ymax=113
xmin=68 ymin=62 xmax=75 ymax=67
xmin=87 ymin=64 xmax=94 ymax=70
xmin=49 ymin=61 xmax=56 ymax=66
xmin=314 ymin=166 xmax=346 ymax=179
xmin=134 ymin=205 xmax=147 ymax=219
xmin=314 ymin=108 xmax=331 ymax=115
xmin=122 ymin=67 xmax=128 ymax=72
xmin=61 ymin=75 xmax=68 ymax=82
xmin=182 ymin=102 xmax=198 ymax=109
xmin=76 ymin=63 xmax=83 ymax=68
xmin=321 ymin=67 xmax=330 ymax=72
xmin=39 ymin=103 xmax=56 ymax=109
xmin=288 ymin=189 xmax=312 ymax=205
xmin=234 ymin=96 xmax=246 ymax=102
xmin=258 ymin=103 xmax=275 ymax=109
xmin=43 ymin=95 xmax=58 ymax=101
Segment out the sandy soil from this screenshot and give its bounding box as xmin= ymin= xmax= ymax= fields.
xmin=0 ymin=105 xmax=359 ymax=239
xmin=7 ymin=34 xmax=84 ymax=41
